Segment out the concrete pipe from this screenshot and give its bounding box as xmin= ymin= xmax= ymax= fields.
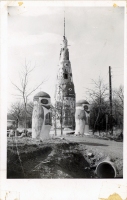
xmin=96 ymin=157 xmax=117 ymax=178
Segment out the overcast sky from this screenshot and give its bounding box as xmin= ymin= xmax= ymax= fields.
xmin=7 ymin=5 xmax=124 ymax=107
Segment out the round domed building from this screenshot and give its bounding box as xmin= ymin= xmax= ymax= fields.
xmin=75 ymin=100 xmax=90 ymax=135
xmin=32 ymin=91 xmax=52 ymax=140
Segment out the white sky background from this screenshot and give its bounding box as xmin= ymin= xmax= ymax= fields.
xmin=8 ymin=5 xmax=124 ymax=108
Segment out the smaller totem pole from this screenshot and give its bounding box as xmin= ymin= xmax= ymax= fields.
xmin=75 ymin=100 xmax=90 ymax=136
xmin=32 ymin=92 xmax=52 ymax=140
xmin=83 ymin=103 xmax=90 ymax=134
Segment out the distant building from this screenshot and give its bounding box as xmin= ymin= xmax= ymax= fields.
xmin=55 ymin=16 xmax=76 ymax=130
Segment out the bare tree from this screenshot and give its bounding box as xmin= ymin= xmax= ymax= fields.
xmin=85 ymin=77 xmax=109 ymax=134
xmin=86 ymin=77 xmax=108 ymax=104
xmin=51 ymin=103 xmax=60 ymax=136
xmin=11 ymin=60 xmax=46 ymax=132
xmin=112 ymin=85 xmax=124 ymax=129
xmin=8 ymin=101 xmax=24 ymax=128
xmin=8 ymin=101 xmax=34 ymax=129
xmin=113 ymin=85 xmax=124 ymax=110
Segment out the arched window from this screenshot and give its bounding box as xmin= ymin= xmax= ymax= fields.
xmin=63 ymin=69 xmax=68 ymax=79
xmin=63 ymin=73 xmax=68 ymax=79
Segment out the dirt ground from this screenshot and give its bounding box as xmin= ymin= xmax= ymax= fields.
xmin=7 ymin=134 xmax=123 ymax=179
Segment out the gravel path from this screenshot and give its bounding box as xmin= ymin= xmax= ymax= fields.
xmin=65 ymin=135 xmax=123 ymax=159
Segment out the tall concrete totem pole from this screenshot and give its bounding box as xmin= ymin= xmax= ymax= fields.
xmin=32 ymin=92 xmax=52 ymax=140
xmin=55 ymin=16 xmax=76 ymax=130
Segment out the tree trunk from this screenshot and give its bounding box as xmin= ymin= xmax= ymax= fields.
xmin=60 ymin=107 xmax=63 ymax=136
xmin=93 ymin=108 xmax=100 ymax=135
xmin=24 ymin=102 xmax=27 ymax=134
xmin=54 ymin=106 xmax=57 ymax=136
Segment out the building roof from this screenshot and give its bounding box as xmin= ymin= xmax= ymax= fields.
xmin=76 ymin=99 xmax=89 ymax=106
xmin=34 ymin=91 xmax=50 ymax=98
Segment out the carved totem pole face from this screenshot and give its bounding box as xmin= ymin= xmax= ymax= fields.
xmin=39 ymin=97 xmax=51 ymax=109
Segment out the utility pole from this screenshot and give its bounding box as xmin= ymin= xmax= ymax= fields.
xmin=109 ymin=66 xmax=113 ymax=135
xmin=105 ymin=114 xmax=108 ymax=134
xmin=60 ymin=105 xmax=63 ymax=136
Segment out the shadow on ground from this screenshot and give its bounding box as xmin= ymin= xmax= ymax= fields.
xmin=79 ymin=142 xmax=108 ymax=146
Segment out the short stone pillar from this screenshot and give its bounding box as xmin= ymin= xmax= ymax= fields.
xmin=75 ymin=100 xmax=90 ymax=135
xmin=32 ymin=91 xmax=52 ymax=140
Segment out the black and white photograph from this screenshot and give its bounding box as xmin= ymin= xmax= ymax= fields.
xmin=2 ymin=2 xmax=125 ymax=181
